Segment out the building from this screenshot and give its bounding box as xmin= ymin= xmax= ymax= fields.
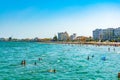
xmin=114 ymin=27 xmax=120 ymax=37
xmin=76 ymin=36 xmax=88 ymax=42
xmin=58 ymin=32 xmax=69 ymax=41
xmin=93 ymin=29 xmax=103 ymax=40
xmin=102 ymin=28 xmax=114 ymax=40
xmin=70 ymin=33 xmax=76 ymax=41
xmin=93 ymin=27 xmax=120 ymax=41
xmin=33 ymin=37 xmax=40 ymax=42
xmin=114 ymin=27 xmax=120 ymax=41
xmin=0 ymin=38 xmax=6 ymax=41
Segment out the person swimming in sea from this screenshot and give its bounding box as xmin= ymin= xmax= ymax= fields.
xmin=92 ymin=55 xmax=94 ymax=58
xmin=21 ymin=60 xmax=26 ymax=66
xmin=48 ymin=69 xmax=56 ymax=73
xmin=38 ymin=58 xmax=42 ymax=61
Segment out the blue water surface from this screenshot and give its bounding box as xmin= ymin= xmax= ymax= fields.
xmin=0 ymin=42 xmax=120 ymax=80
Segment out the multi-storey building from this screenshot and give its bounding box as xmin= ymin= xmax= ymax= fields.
xmin=102 ymin=28 xmax=114 ymax=40
xmin=70 ymin=33 xmax=76 ymax=41
xmin=114 ymin=27 xmax=120 ymax=37
xmin=58 ymin=32 xmax=69 ymax=41
xmin=93 ymin=27 xmax=120 ymax=41
xmin=93 ymin=29 xmax=103 ymax=40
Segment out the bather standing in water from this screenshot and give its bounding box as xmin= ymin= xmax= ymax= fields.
xmin=21 ymin=60 xmax=26 ymax=66
xmin=87 ymin=56 xmax=90 ymax=60
xmin=34 ymin=62 xmax=37 ymax=65
xmin=113 ymin=48 xmax=115 ymax=52
xmin=108 ymin=48 xmax=110 ymax=51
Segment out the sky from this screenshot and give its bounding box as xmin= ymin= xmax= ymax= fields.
xmin=0 ymin=0 xmax=120 ymax=39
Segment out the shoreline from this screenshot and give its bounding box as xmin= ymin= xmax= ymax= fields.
xmin=43 ymin=41 xmax=120 ymax=46
xmin=1 ymin=41 xmax=120 ymax=46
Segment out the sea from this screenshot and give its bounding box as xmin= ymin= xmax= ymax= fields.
xmin=0 ymin=41 xmax=120 ymax=80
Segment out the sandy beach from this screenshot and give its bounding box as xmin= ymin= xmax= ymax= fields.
xmin=49 ymin=41 xmax=120 ymax=46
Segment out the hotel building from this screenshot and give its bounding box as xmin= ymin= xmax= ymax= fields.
xmin=58 ymin=32 xmax=69 ymax=41
xmin=93 ymin=27 xmax=120 ymax=41
xmin=70 ymin=33 xmax=76 ymax=41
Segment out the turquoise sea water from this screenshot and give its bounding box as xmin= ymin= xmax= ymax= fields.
xmin=0 ymin=42 xmax=120 ymax=80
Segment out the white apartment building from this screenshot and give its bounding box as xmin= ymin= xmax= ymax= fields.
xmin=70 ymin=33 xmax=76 ymax=41
xmin=58 ymin=32 xmax=69 ymax=41
xmin=93 ymin=29 xmax=103 ymax=40
xmin=114 ymin=27 xmax=120 ymax=37
xmin=93 ymin=27 xmax=120 ymax=41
